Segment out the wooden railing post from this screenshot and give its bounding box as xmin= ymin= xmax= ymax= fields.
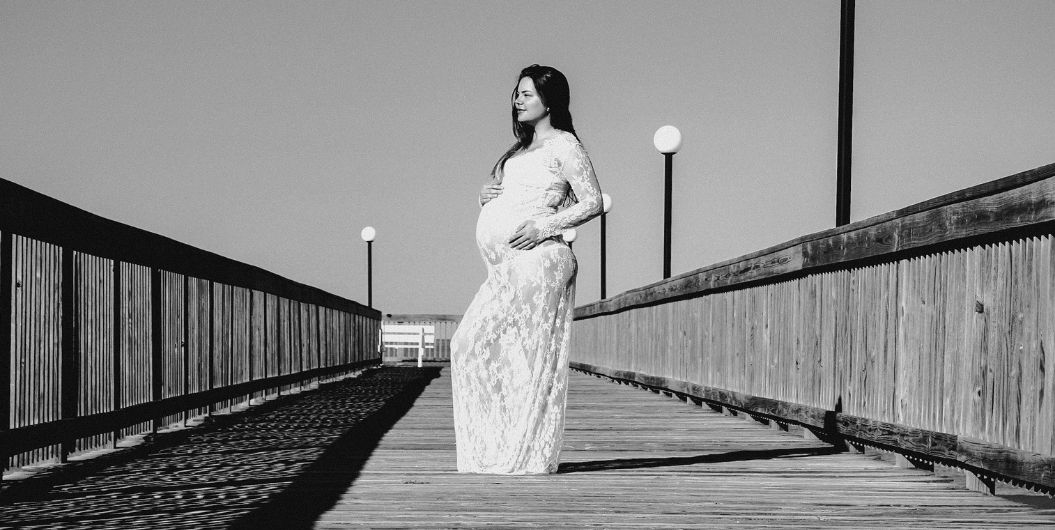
xmin=314 ymin=305 xmax=321 ymax=380
xmin=275 ymin=298 xmax=282 ymax=397
xmin=207 ymin=280 xmax=215 ymax=414
xmin=150 ymin=268 xmax=162 ymax=433
xmin=182 ymin=274 xmax=189 ymax=425
xmin=317 ymin=305 xmax=324 ymax=383
xmin=1 ymin=232 xmax=13 ymax=469
xmin=60 ymin=247 xmax=78 ymax=461
xmin=261 ymin=292 xmax=268 ymax=400
xmin=112 ymin=261 xmax=122 ymax=446
xmin=227 ymin=285 xmax=233 ymax=406
xmin=248 ymin=289 xmax=254 ymax=406
xmin=296 ymin=302 xmax=304 ymax=387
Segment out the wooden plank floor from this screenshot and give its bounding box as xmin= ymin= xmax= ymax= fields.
xmin=2 ymin=365 xmax=1053 ymax=528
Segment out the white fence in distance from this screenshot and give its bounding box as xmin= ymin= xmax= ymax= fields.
xmin=382 ymin=314 xmax=460 ymax=364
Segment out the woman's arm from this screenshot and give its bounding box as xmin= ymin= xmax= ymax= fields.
xmin=534 ymin=140 xmax=603 ymax=239
xmin=508 ymin=137 xmax=602 ymax=250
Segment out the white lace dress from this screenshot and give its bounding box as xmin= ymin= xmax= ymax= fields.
xmin=450 ymin=131 xmax=602 ymax=474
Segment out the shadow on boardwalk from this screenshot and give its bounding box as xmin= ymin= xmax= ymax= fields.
xmin=0 ymin=366 xmax=442 ymax=530
xmin=558 ymin=446 xmax=843 ymax=473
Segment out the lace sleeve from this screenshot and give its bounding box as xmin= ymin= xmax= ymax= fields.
xmin=536 ymin=137 xmax=603 ymax=240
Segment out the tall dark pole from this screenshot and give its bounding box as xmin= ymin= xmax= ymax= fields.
xmin=366 ymin=240 xmax=373 ymax=308
xmin=663 ymin=153 xmax=673 ymax=279
xmin=600 ymin=211 xmax=607 ymax=299
xmin=836 ymin=0 xmax=855 ymax=226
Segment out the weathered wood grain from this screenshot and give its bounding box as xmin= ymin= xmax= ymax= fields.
xmin=958 ymin=437 xmax=1055 ymax=487
xmin=4 ymin=366 xmax=1052 ymax=528
xmin=573 ymin=169 xmax=1055 ymax=497
xmin=8 ymin=237 xmax=63 ymax=468
xmin=576 ymin=163 xmax=1055 ymax=318
xmin=3 ymin=180 xmax=382 ymax=471
xmin=0 ymin=231 xmax=11 ymax=455
xmin=573 ymin=361 xmax=1055 ymax=493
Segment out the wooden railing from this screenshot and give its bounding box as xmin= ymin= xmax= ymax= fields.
xmin=1 ymin=178 xmax=381 ymax=472
xmin=572 ymin=162 xmax=1055 ymax=495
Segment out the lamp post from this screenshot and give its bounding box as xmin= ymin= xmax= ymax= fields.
xmin=654 ymin=125 xmax=682 ymax=279
xmin=563 ymin=228 xmax=577 ymax=250
xmin=600 ymin=193 xmax=612 ymax=299
xmin=360 ymin=226 xmax=376 ymax=307
xmin=836 ymin=0 xmax=855 ymax=226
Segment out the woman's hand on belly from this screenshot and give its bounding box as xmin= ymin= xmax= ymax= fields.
xmin=479 ymin=183 xmax=504 ymax=206
xmin=509 ymin=219 xmax=545 ymax=250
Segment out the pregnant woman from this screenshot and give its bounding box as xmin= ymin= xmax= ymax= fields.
xmin=450 ymin=64 xmax=603 ymax=474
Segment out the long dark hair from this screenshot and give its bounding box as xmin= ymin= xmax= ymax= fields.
xmin=491 ymin=64 xmax=579 ymax=181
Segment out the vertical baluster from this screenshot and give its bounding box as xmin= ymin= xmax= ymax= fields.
xmin=182 ymin=275 xmax=189 ymax=426
xmin=207 ymin=281 xmax=214 ymax=415
xmin=227 ymin=285 xmax=234 ymax=405
xmin=250 ymin=290 xmax=255 ymax=396
xmin=312 ymin=306 xmax=320 ymax=371
xmin=150 ymin=268 xmax=161 ymax=432
xmin=248 ymin=289 xmax=254 ymax=404
xmin=314 ymin=305 xmax=320 ymax=381
xmin=293 ymin=302 xmax=300 ymax=388
xmin=263 ymin=293 xmax=268 ymax=397
xmin=276 ymin=298 xmax=283 ymax=398
xmin=112 ymin=261 xmax=121 ymax=446
xmin=60 ymin=246 xmax=79 ymax=461
xmin=308 ymin=304 xmax=316 ymax=377
xmin=1 ymin=231 xmax=12 ymax=471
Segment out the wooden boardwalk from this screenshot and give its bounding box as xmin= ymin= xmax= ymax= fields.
xmin=2 ymin=365 xmax=1053 ymax=529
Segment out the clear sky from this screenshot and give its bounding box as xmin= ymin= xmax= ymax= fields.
xmin=2 ymin=1 xmax=1053 ymax=315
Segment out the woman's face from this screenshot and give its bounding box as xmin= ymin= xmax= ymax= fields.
xmin=513 ymin=77 xmax=547 ymax=124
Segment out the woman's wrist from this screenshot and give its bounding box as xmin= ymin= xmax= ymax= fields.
xmin=535 ymin=216 xmax=560 ymax=240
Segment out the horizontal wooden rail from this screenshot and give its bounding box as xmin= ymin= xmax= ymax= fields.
xmin=573 ymin=162 xmax=1055 ymax=495
xmin=0 ymin=179 xmax=371 ymax=317
xmin=2 ymin=177 xmax=382 ymax=473
xmin=578 ymin=162 xmax=1055 ymax=318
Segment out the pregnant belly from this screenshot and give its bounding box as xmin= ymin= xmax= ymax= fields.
xmin=476 ymin=200 xmax=523 ymax=257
